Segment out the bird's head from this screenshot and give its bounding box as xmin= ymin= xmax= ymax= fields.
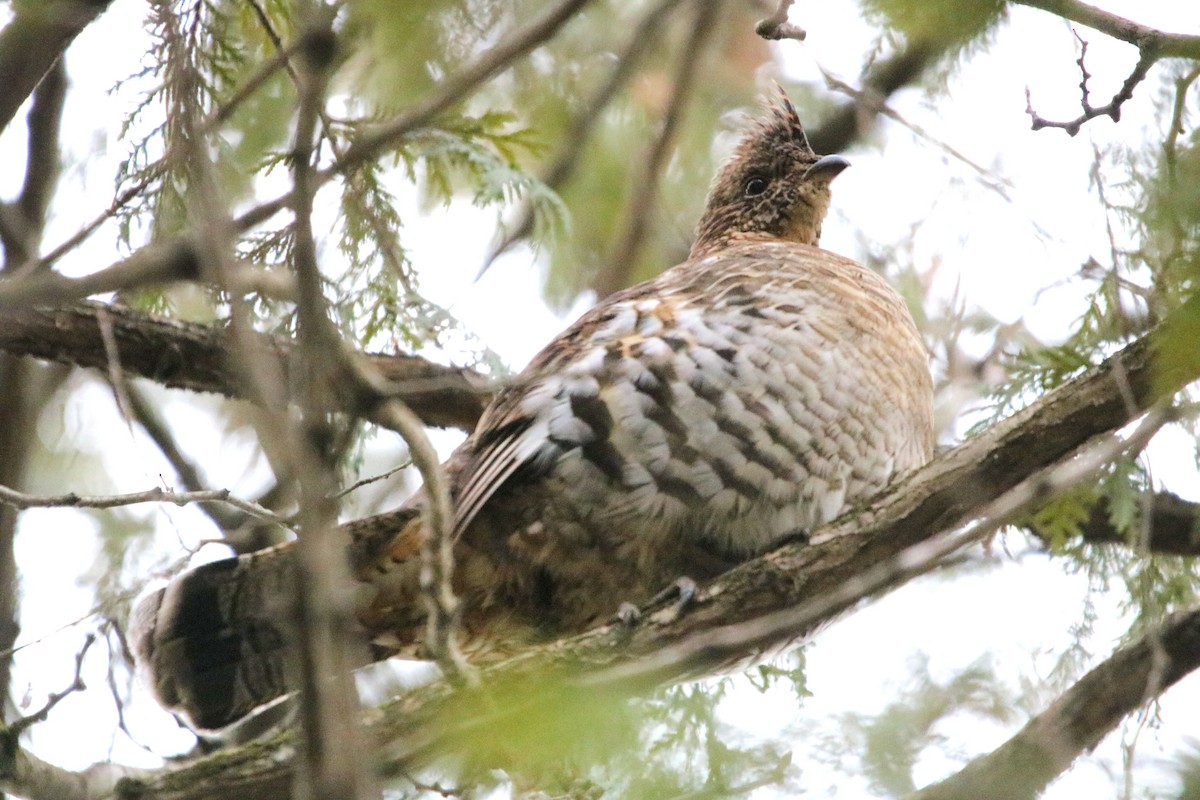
xmin=691 ymin=88 xmax=849 ymax=258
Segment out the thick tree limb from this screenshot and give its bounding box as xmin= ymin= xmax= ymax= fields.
xmin=0 ymin=302 xmax=493 ymax=430
xmin=52 ymin=294 xmax=1197 ymax=798
xmin=909 ymin=604 xmax=1200 ymax=800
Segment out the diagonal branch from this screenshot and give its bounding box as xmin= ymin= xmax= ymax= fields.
xmin=0 ymin=0 xmax=113 ymax=135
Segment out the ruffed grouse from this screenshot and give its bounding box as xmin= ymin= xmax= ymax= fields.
xmin=132 ymin=91 xmax=934 ymax=729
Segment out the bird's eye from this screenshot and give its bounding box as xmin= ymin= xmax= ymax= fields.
xmin=744 ymin=176 xmax=768 ymax=197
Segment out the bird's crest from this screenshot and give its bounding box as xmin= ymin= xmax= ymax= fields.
xmin=766 ymin=84 xmax=814 ymax=153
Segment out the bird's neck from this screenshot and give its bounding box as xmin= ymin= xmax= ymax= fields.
xmin=688 ymin=229 xmax=815 ymax=260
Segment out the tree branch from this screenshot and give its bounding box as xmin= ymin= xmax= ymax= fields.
xmin=0 ymin=0 xmax=113 ymax=135
xmin=1010 ymin=0 xmax=1200 ymax=60
xmin=1012 ymin=0 xmax=1200 ymax=135
xmin=1021 ymin=489 xmax=1200 ymax=556
xmin=1076 ymin=490 xmax=1200 ymax=555
xmin=0 ymin=239 xmax=203 ymax=308
xmin=0 ymin=302 xmax=494 ymax=430
xmin=1024 ymin=30 xmax=1157 ymax=136
xmin=284 ymin=14 xmax=379 ymax=796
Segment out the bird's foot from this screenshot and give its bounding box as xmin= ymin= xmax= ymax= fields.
xmin=613 ymin=577 xmax=700 ymax=628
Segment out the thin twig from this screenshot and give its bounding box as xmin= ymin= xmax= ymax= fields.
xmin=8 ymin=634 xmax=95 ymax=737
xmin=95 ymin=306 xmax=136 ymax=428
xmin=0 ymin=482 xmax=290 ymax=524
xmin=371 ymin=398 xmax=473 ymax=684
xmin=334 ymin=461 xmax=413 ymax=500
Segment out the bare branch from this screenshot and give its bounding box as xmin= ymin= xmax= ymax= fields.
xmin=335 ymin=462 xmax=411 ymax=501
xmin=0 ymin=748 xmax=146 ymax=800
xmin=1012 ymin=0 xmax=1200 ymax=135
xmin=14 ymin=62 xmax=66 ymax=255
xmin=0 ymin=482 xmax=290 ymax=525
xmin=1024 ymin=31 xmax=1158 ymax=136
xmin=371 ymin=398 xmax=473 ymax=684
xmin=124 ymin=383 xmax=281 ymax=540
xmin=286 ymin=13 xmax=379 ymax=797
xmin=0 ymin=238 xmax=202 ymax=309
xmin=8 ymin=634 xmax=95 ymax=736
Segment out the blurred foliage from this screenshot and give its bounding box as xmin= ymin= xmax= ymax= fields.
xmin=803 ymin=656 xmax=1017 ymax=798
xmin=401 ymin=673 xmax=802 ymax=799
xmin=861 ymin=0 xmax=1006 ymax=52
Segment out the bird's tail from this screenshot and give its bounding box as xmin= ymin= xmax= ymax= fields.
xmin=131 ymin=544 xmax=311 ymax=730
xmin=130 ymin=509 xmax=426 ymax=730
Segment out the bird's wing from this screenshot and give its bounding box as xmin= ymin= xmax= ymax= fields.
xmin=448 ymin=288 xmax=663 ymax=541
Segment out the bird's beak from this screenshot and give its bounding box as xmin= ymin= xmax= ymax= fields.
xmin=803 ymin=154 xmax=851 ymax=182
